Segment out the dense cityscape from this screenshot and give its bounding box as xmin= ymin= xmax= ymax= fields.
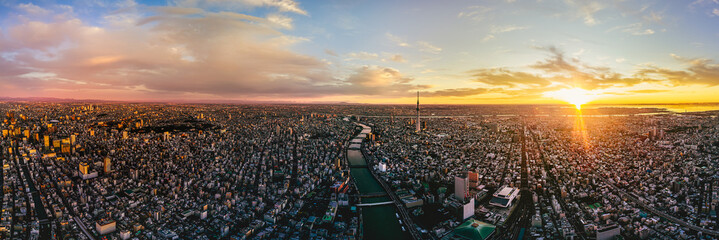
xmin=1 ymin=101 xmax=718 ymax=240
xmin=3 ymin=0 xmax=719 ymax=239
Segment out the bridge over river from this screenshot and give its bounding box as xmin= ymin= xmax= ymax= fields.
xmin=347 ymin=123 xmax=411 ymax=240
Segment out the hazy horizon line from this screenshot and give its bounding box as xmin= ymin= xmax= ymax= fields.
xmin=3 ymin=96 xmax=719 ymax=106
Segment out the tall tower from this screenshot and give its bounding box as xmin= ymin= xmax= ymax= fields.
xmin=416 ymin=91 xmax=421 ymax=132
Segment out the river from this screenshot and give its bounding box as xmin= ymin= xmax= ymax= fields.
xmin=349 ymin=124 xmax=410 ymax=240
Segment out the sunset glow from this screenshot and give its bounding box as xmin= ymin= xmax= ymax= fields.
xmin=3 ymin=1 xmax=719 ymax=239
xmin=0 ymin=1 xmax=718 ymax=103
xmin=544 ymin=88 xmax=597 ymax=110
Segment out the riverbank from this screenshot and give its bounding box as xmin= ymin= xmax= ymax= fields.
xmin=348 ymin=124 xmax=409 ymax=240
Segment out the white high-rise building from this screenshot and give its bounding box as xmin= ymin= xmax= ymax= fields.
xmin=462 ymin=198 xmax=475 ymax=220
xmin=378 ymin=162 xmax=387 ymax=172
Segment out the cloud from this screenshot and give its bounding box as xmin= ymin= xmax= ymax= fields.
xmin=0 ymin=3 xmax=437 ymax=100
xmin=7 ymin=18 xmax=88 ymax=50
xmin=469 ymin=68 xmax=552 ymax=87
xmin=386 ymin=33 xmax=442 ymax=54
xmin=386 ymin=33 xmax=410 ymax=47
xmin=0 ymin=5 xmax=342 ymax=98
xmin=530 ymin=46 xmax=580 ymax=73
xmin=690 ymin=0 xmax=719 ymax=8
xmin=465 ymin=46 xmax=719 ymax=99
xmin=346 ymin=51 xmax=379 ymax=60
xmin=343 ymin=66 xmax=430 ymax=95
xmin=464 ymin=46 xmax=663 ymax=93
xmin=483 ymin=25 xmax=528 ymax=42
xmin=416 ymin=41 xmax=442 ymax=54
xmin=643 ymin=11 xmax=664 ymax=24
xmin=564 ymin=0 xmax=604 ymax=25
xmin=580 ymin=2 xmax=603 ymax=25
xmin=266 ymin=13 xmax=294 ymax=29
xmin=713 ymin=8 xmax=719 ymax=16
xmin=424 ymin=87 xmax=493 ymax=97
xmin=324 ymin=49 xmax=338 ymax=57
xmin=154 ymin=6 xmax=205 ymax=16
xmin=636 ymin=54 xmax=719 ymax=86
xmin=172 ymin=0 xmax=308 ymax=15
xmin=608 ymin=22 xmax=654 ymax=35
xmin=490 ymin=25 xmax=528 ymax=33
xmin=529 ymin=46 xmax=648 ymax=89
xmin=17 ymin=3 xmax=51 ymax=16
xmin=629 ymin=89 xmax=670 ymax=94
xmin=482 ymin=34 xmax=495 ymax=42
xmin=457 ymin=5 xmax=492 ymax=22
xmin=573 ymin=48 xmax=585 ymax=56
xmin=384 ymin=54 xmax=406 ymax=63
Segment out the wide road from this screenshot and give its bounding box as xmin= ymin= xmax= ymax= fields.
xmin=496 ymin=128 xmax=533 ymax=240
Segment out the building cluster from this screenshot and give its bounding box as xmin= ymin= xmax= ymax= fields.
xmin=1 ymin=103 xmax=368 ymax=240
xmin=1 ymin=102 xmax=718 ymax=240
xmin=357 ymin=106 xmax=719 ymax=239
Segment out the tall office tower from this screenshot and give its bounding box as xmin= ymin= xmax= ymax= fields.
xmin=416 ymin=91 xmax=421 ymax=132
xmin=455 ymin=175 xmax=468 ymax=201
xmin=104 ymin=157 xmax=112 ymax=173
xmin=468 ymin=171 xmax=479 ymax=188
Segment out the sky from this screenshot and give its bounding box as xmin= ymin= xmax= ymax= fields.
xmin=1 ymin=0 xmax=719 ymax=105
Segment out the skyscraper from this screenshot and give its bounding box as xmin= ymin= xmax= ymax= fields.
xmin=455 ymin=175 xmax=468 ymax=201
xmin=416 ymin=91 xmax=421 ymax=132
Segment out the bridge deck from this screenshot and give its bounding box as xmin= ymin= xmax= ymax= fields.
xmin=357 ymin=201 xmax=394 ymax=207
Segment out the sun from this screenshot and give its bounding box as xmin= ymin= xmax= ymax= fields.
xmin=543 ymin=88 xmax=596 ymax=110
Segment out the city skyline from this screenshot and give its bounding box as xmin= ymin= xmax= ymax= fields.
xmin=1 ymin=0 xmax=719 ymax=105
xmin=3 ymin=2 xmax=719 ymax=238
